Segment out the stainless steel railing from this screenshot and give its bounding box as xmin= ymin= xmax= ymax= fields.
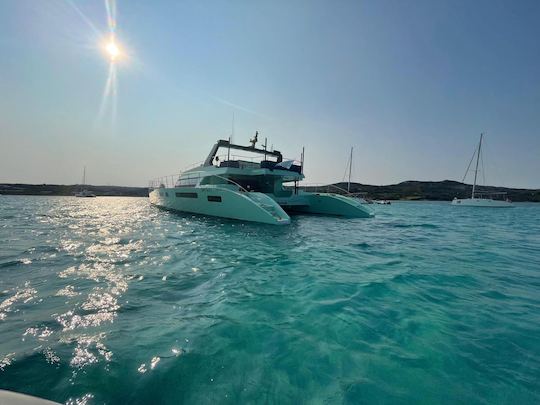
xmin=149 ymin=157 xmax=302 ymax=190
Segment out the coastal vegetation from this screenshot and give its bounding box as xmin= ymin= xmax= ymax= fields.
xmin=332 ymin=180 xmax=540 ymax=202
xmin=1 ymin=180 xmax=538 ymax=202
xmin=0 ymin=183 xmax=147 ymax=197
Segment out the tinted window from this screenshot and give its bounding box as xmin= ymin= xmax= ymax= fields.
xmin=176 ymin=192 xmax=198 ymax=198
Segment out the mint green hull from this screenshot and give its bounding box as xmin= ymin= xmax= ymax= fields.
xmin=149 ymin=187 xmax=290 ymax=225
xmin=277 ymin=192 xmax=374 ymax=218
xmin=150 ymin=187 xmax=373 ymax=224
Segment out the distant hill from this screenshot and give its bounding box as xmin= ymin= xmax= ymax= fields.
xmin=0 ymin=184 xmax=148 ymax=197
xmin=314 ymin=180 xmax=540 ymax=202
xmin=1 ymin=180 xmax=538 ymax=202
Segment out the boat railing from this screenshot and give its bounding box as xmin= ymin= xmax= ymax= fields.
xmin=149 ymin=174 xmax=180 ymax=189
xmin=215 ymin=153 xmax=262 ymax=163
xmin=473 ymin=191 xmax=509 ymax=200
xmin=181 ymin=160 xmax=205 ymax=171
xmin=291 ymin=183 xmax=356 ymax=195
xmin=214 ymin=153 xmax=301 ymax=166
xmin=209 ymin=174 xmax=250 ymax=193
xmin=148 ymin=172 xmax=251 ymax=193
xmin=149 ymin=155 xmax=305 ymax=189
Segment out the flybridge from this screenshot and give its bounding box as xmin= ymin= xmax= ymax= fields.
xmin=203 ymin=138 xmax=284 ymax=166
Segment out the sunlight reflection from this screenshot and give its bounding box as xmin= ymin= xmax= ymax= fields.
xmin=4 ymin=197 xmax=157 ymax=372
xmin=48 ymin=198 xmax=146 ymax=369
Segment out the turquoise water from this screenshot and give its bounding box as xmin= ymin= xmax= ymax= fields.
xmin=1 ymin=196 xmax=539 ymax=404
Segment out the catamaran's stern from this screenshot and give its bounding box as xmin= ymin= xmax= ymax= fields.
xmin=277 ymin=192 xmax=374 ymax=218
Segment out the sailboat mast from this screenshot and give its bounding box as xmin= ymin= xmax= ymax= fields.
xmin=231 ymin=113 xmax=235 ymax=143
xmin=472 ymin=133 xmax=483 ymax=198
xmin=347 ymin=147 xmax=353 ymax=193
xmin=82 ymin=166 xmax=86 ymax=186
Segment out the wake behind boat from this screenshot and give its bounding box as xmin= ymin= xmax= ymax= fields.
xmin=452 ymin=133 xmax=513 ymax=208
xmin=149 ymin=136 xmax=374 ymax=224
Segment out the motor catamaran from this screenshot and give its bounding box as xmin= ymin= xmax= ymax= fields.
xmin=452 ymin=133 xmax=512 ymax=208
xmin=75 ymin=166 xmax=96 ymax=198
xmin=149 ymin=136 xmax=374 ymax=225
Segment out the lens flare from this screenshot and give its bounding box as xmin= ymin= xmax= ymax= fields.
xmin=97 ymin=0 xmax=121 ymax=129
xmin=69 ymin=0 xmax=123 ymax=129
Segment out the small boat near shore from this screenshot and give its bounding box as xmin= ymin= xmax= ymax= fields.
xmin=75 ymin=189 xmax=96 ymax=198
xmin=452 ymin=133 xmax=512 ymax=208
xmin=149 ymin=136 xmax=374 ymax=224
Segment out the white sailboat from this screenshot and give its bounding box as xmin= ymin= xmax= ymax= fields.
xmin=344 ymin=147 xmax=373 ymax=204
xmin=452 ymin=133 xmax=512 ymax=207
xmin=75 ymin=166 xmax=96 ymax=198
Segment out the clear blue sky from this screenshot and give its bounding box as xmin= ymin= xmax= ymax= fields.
xmin=1 ymin=0 xmax=539 ymax=188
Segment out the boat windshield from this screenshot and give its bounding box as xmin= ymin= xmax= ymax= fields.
xmin=204 ymin=139 xmax=302 ymax=172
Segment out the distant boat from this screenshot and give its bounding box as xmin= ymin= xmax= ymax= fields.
xmin=374 ymin=200 xmax=391 ymax=205
xmin=452 ymin=133 xmax=512 ymax=208
xmin=75 ymin=166 xmax=96 ymax=198
xmin=343 ymin=147 xmax=373 ymax=205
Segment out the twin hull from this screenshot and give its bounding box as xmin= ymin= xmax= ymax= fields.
xmin=149 ymin=187 xmax=373 ymax=225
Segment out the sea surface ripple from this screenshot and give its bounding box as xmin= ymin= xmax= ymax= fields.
xmin=0 ymin=196 xmax=539 ymax=404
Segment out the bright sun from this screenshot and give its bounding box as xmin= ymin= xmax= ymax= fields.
xmin=106 ymin=41 xmax=119 ymax=60
xmin=102 ymin=36 xmax=122 ymax=62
